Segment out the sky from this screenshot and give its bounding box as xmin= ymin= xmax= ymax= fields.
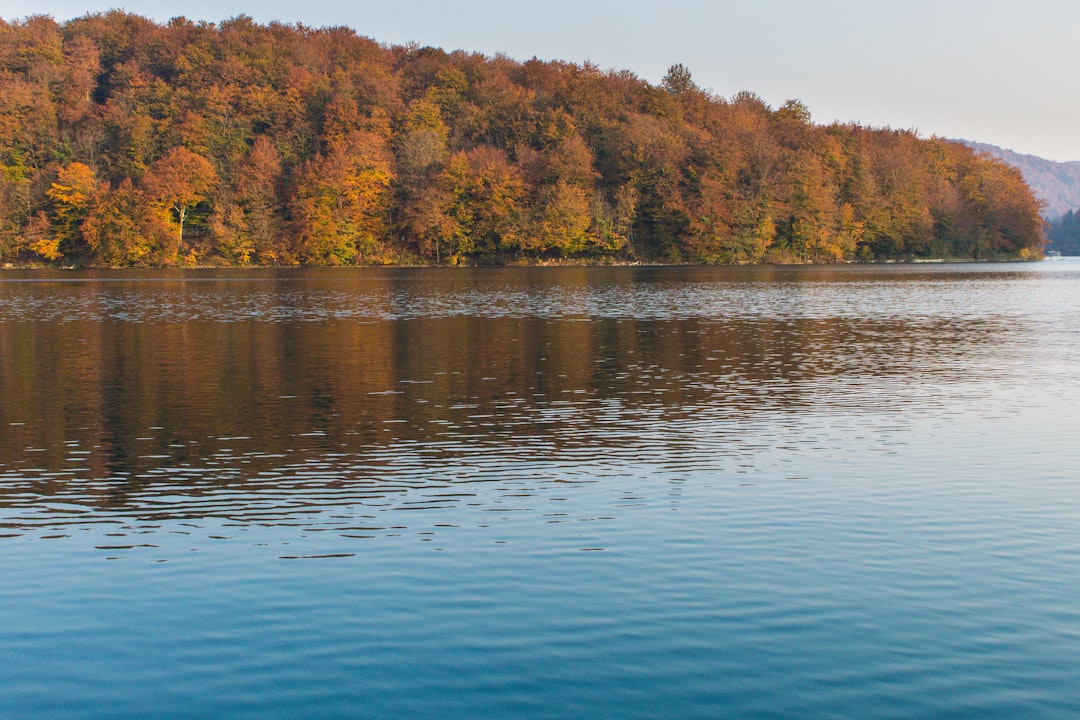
xmin=4 ymin=0 xmax=1079 ymax=162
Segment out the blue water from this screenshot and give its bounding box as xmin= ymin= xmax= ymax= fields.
xmin=2 ymin=263 xmax=1080 ymax=718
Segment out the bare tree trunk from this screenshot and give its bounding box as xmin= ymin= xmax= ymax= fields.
xmin=175 ymin=203 xmax=186 ymax=260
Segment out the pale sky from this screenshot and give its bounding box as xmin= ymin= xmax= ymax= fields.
xmin=5 ymin=0 xmax=1079 ymax=161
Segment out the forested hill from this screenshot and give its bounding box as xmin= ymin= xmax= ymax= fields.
xmin=959 ymin=141 xmax=1080 ymax=219
xmin=0 ymin=13 xmax=1045 ymax=267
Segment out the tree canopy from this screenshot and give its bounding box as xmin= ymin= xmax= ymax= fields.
xmin=0 ymin=13 xmax=1045 ymax=266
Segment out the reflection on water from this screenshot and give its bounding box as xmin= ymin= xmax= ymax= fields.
xmin=0 ymin=267 xmax=1030 ymax=540
xmin=2 ymin=263 xmax=1080 ymax=718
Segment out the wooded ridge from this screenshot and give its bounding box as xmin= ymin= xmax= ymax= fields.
xmin=0 ymin=13 xmax=1046 ymax=266
xmin=959 ymin=140 xmax=1080 ymax=220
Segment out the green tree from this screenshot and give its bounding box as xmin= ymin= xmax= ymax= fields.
xmin=661 ymin=63 xmax=696 ymax=96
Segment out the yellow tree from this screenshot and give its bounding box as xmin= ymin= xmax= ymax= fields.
xmin=31 ymin=162 xmax=100 ymax=261
xmin=291 ymin=130 xmax=393 ymax=265
xmin=526 ymin=181 xmax=592 ymax=256
xmin=521 ymin=132 xmax=597 ymax=256
xmin=439 ymin=147 xmax=524 ymax=260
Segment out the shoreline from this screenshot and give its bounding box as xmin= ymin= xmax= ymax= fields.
xmin=0 ymin=257 xmax=1050 ymax=271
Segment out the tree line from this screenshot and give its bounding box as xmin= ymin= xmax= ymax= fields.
xmin=1046 ymin=210 xmax=1080 ymax=255
xmin=0 ymin=13 xmax=1046 ymax=266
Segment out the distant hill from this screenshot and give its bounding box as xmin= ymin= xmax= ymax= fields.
xmin=958 ymin=141 xmax=1080 ymax=219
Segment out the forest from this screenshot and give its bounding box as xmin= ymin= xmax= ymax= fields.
xmin=1047 ymin=210 xmax=1080 ymax=255
xmin=0 ymin=13 xmax=1046 ymax=267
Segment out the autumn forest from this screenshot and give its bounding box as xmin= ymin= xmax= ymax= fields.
xmin=0 ymin=13 xmax=1046 ymax=267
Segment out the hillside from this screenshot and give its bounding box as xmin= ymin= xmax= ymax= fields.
xmin=0 ymin=13 xmax=1045 ymax=267
xmin=959 ymin=141 xmax=1080 ymax=219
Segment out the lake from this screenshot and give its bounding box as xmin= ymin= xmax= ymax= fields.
xmin=2 ymin=262 xmax=1079 ymax=718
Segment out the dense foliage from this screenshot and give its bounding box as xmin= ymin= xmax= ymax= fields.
xmin=1046 ymin=210 xmax=1080 ymax=255
xmin=962 ymin=141 xmax=1080 ymax=220
xmin=0 ymin=13 xmax=1045 ymax=266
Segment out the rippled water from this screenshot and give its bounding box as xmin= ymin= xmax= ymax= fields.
xmin=3 ymin=263 xmax=1080 ymax=718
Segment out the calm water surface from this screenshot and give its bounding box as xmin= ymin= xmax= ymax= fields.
xmin=2 ymin=263 xmax=1080 ymax=718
